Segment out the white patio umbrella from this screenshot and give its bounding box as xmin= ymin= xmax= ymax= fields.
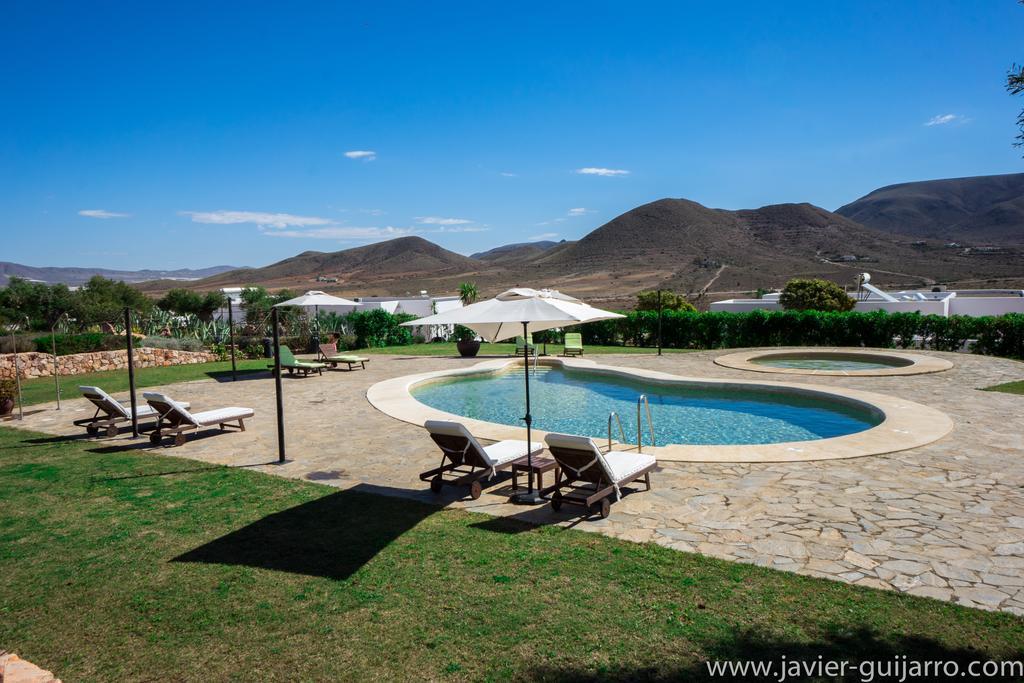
xmin=402 ymin=287 xmax=624 ymax=503
xmin=274 ymin=290 xmax=361 ymax=339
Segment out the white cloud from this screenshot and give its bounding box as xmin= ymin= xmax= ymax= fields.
xmin=429 ymin=225 xmax=490 ymax=233
xmin=575 ymin=167 xmax=629 ymax=177
xmin=500 ymin=171 xmax=518 ymax=177
xmin=344 ymin=150 xmax=377 ymax=161
xmin=924 ymin=113 xmax=965 ymax=126
xmin=79 ymin=209 xmax=130 ymax=219
xmin=264 ymin=226 xmax=415 ymax=240
xmin=415 ymin=216 xmax=474 ymax=226
xmin=529 ymin=232 xmax=559 ymax=241
xmin=181 ymin=210 xmax=332 ymax=229
xmin=567 ymin=207 xmax=592 ymax=216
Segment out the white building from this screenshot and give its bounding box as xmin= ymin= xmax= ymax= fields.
xmin=711 ymin=276 xmax=1024 ymax=317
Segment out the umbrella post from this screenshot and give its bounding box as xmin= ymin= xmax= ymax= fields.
xmin=511 ymin=321 xmax=543 ymax=505
xmin=227 ymin=296 xmax=237 ymax=382
xmin=125 ymin=308 xmax=139 ymax=438
xmin=272 ymin=307 xmax=287 ymax=464
xmin=657 ymin=290 xmax=663 ymax=356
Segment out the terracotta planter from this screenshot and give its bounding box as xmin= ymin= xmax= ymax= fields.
xmin=0 ymin=398 xmax=14 ymax=416
xmin=456 ymin=340 xmax=481 ymax=358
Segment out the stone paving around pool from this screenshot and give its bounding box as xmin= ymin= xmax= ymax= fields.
xmin=8 ymin=349 xmax=1024 ymax=615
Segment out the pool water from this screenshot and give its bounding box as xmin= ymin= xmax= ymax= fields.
xmin=411 ymin=366 xmax=881 ymax=446
xmin=751 ymin=352 xmax=913 ymax=372
xmin=754 ymin=358 xmax=898 ymax=371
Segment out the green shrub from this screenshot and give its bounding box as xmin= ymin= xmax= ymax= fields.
xmin=780 ymin=278 xmax=855 ymax=312
xmin=140 ymin=336 xmax=206 ymax=352
xmin=350 ymin=309 xmax=417 ymax=348
xmin=33 ymin=333 xmax=128 ymax=356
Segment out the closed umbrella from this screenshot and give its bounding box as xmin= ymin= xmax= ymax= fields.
xmin=403 ymin=287 xmax=624 ymax=503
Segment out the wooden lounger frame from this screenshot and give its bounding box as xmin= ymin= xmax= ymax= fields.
xmin=150 ymin=415 xmax=248 ymax=447
xmin=75 ymin=405 xmax=141 ymax=438
xmin=419 ymin=432 xmax=516 ymax=500
xmin=542 ymin=443 xmax=655 ymax=518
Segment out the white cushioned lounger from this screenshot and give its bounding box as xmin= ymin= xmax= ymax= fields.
xmin=78 ymin=385 xmax=189 ymax=437
xmin=143 ymin=391 xmax=253 ymax=447
xmin=420 ymin=419 xmax=543 ymax=499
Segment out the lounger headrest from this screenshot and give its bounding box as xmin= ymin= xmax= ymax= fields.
xmin=79 ymin=385 xmax=129 ymax=418
xmin=544 ymin=432 xmax=600 ymax=454
xmin=79 ymin=385 xmax=109 ymax=399
xmin=424 ymin=420 xmax=474 ymax=439
xmin=143 ymin=391 xmax=196 ymax=423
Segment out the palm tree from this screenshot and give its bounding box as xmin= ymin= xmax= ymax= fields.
xmin=459 ymin=282 xmax=478 ymax=306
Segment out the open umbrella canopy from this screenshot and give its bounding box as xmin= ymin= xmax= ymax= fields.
xmin=273 ymin=290 xmax=361 ymax=307
xmin=401 ymin=287 xmax=622 ymax=341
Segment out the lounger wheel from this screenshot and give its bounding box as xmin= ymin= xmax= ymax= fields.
xmin=550 ymin=491 xmax=563 ymax=512
xmin=430 ymin=474 xmax=444 ymax=494
xmin=469 ymin=480 xmax=483 ymax=500
xmin=86 ymin=425 xmax=99 ymax=436
xmin=591 ymin=498 xmax=611 ymax=519
xmin=106 ymin=424 xmax=118 ymax=437
xmin=149 ymin=432 xmax=162 ymax=445
xmin=174 ymin=433 xmax=187 ymax=447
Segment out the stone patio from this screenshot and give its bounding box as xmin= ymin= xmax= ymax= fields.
xmin=8 ymin=349 xmax=1024 ymax=614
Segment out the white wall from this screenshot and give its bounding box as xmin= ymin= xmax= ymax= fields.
xmin=948 ymin=297 xmax=1024 ymax=317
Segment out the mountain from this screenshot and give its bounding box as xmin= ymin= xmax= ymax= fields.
xmin=0 ymin=262 xmax=238 ymax=287
xmin=470 ymin=240 xmax=563 ymax=262
xmin=835 ymin=173 xmax=1024 ymax=245
xmin=139 ymin=195 xmax=1024 ymax=303
xmin=191 ymin=236 xmax=484 ymax=291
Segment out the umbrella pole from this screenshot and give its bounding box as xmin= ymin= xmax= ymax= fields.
xmin=125 ymin=308 xmax=139 ymax=438
xmin=272 ymin=307 xmax=287 ymax=464
xmin=511 ymin=321 xmax=543 ymax=505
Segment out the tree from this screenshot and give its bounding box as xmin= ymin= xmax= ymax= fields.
xmin=157 ymin=289 xmax=203 ymax=315
xmin=779 ymin=278 xmax=855 ymax=312
xmin=73 ymin=276 xmax=153 ymax=326
xmin=458 ymin=282 xmax=478 ymax=305
xmin=1009 ymin=1 xmax=1024 ymax=153
xmin=635 ymin=290 xmax=696 ymax=312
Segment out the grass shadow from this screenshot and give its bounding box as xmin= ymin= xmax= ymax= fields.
xmin=171 ymin=484 xmax=442 ymax=581
xmin=527 ymin=628 xmax=1024 ymax=681
xmin=207 ymin=369 xmax=272 ymax=383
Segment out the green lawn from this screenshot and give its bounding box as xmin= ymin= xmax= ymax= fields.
xmin=362 ymin=342 xmax=694 ymax=356
xmin=1 ymin=428 xmax=1021 ymax=681
xmin=982 ymin=380 xmax=1024 ymax=395
xmin=15 ymin=359 xmax=270 ymax=407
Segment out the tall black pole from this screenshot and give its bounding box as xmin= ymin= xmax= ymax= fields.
xmin=10 ymin=327 xmax=24 ymax=421
xmin=272 ymin=307 xmax=286 ymax=463
xmin=523 ymin=321 xmax=534 ymax=492
xmin=125 ymin=307 xmax=139 ymax=437
xmin=657 ymin=289 xmax=663 ymax=356
xmin=227 ymin=296 xmax=237 ymax=382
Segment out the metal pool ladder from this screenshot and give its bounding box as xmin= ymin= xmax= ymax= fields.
xmin=636 ymin=394 xmax=656 ymax=452
xmin=607 ymin=411 xmax=626 ymax=451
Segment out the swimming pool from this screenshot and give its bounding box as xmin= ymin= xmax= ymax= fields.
xmin=752 ymin=352 xmax=911 ymax=371
xmin=714 ymin=349 xmax=952 ymax=376
xmin=411 ymin=365 xmax=882 ymax=446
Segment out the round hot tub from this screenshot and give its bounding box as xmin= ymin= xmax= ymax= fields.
xmin=714 ymin=349 xmax=953 ymax=376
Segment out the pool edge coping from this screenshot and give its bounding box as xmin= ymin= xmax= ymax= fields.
xmin=365 ymin=356 xmax=954 ymax=463
xmin=714 ymin=348 xmax=954 ymax=377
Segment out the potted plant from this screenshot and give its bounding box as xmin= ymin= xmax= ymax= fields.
xmin=0 ymin=379 xmax=16 ymax=416
xmin=454 ymin=325 xmax=480 ymax=357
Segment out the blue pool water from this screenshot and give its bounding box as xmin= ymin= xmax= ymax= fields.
xmin=411 ymin=366 xmax=881 ymax=446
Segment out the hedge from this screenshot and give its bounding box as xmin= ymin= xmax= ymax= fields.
xmin=572 ymin=310 xmax=1024 ymax=360
xmin=32 ymin=333 xmax=128 ymax=356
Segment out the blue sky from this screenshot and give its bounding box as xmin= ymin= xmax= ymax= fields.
xmin=1 ymin=1 xmax=1021 ymax=270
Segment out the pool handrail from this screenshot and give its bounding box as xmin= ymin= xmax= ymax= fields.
xmin=607 ymin=411 xmax=627 ymax=451
xmin=637 ymin=394 xmax=656 ymax=452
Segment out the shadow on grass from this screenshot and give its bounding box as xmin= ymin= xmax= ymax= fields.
xmin=527 ymin=628 xmax=1024 ymax=681
xmin=171 ymin=484 xmax=444 ymax=581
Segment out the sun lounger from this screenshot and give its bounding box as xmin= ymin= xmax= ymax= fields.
xmin=543 ymin=433 xmax=656 ymax=518
xmin=513 ymin=335 xmax=535 ymax=356
xmin=419 ymin=420 xmax=543 ymax=499
xmin=318 ymin=343 xmax=370 ymax=370
xmin=143 ymin=391 xmax=254 ymax=447
xmin=268 ymin=345 xmax=326 ymax=376
xmin=77 ymin=385 xmax=190 ymax=437
xmin=563 ymin=332 xmax=584 ymax=356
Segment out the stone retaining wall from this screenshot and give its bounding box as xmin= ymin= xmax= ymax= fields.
xmin=0 ymin=348 xmax=219 ymax=380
